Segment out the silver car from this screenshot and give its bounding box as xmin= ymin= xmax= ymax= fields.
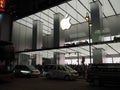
xmin=45 ymin=65 xmax=79 ymax=80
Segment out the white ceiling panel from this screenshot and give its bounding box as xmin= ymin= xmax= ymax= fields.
xmin=25 ymin=23 xmax=33 ymax=28
xmin=102 ymin=0 xmax=115 ymax=16
xmin=16 ymin=20 xmax=32 ymax=28
xmin=80 ymin=0 xmax=90 ymax=11
xmin=43 ymin=30 xmax=51 ymax=34
xmin=76 ymin=2 xmax=88 ymax=18
xmin=71 ymin=47 xmax=90 ymax=55
xmin=59 ymin=3 xmax=84 ymax=23
xmin=93 ymin=44 xmax=118 ymax=55
xmin=109 ymin=43 xmax=120 ymax=53
xmin=56 ymin=5 xmax=78 ymax=24
xmin=16 ymin=20 xmax=29 ymax=26
xmin=38 ymin=13 xmax=53 ymax=23
xmin=16 ymin=0 xmax=120 ymax=35
xmin=109 ymin=0 xmax=120 ymax=14
xmin=23 ymin=17 xmax=33 ymax=23
xmin=42 ymin=9 xmax=54 ymax=19
xmin=29 ymin=15 xmax=39 ymax=21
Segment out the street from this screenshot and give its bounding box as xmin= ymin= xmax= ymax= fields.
xmin=0 ymin=77 xmax=119 ymax=90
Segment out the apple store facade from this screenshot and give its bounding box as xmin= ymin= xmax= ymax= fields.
xmin=11 ymin=0 xmax=120 ymax=65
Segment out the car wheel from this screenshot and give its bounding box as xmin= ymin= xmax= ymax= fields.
xmin=64 ymin=75 xmax=70 ymax=81
xmin=46 ymin=74 xmax=51 ymax=79
xmin=93 ymin=79 xmax=100 ymax=86
xmin=26 ymin=74 xmax=31 ymax=78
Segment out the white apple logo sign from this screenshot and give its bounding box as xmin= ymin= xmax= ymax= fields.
xmin=60 ymin=14 xmax=71 ymax=30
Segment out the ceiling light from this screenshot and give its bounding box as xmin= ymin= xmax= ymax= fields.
xmin=89 ymin=23 xmax=92 ymax=27
xmin=85 ymin=12 xmax=90 ymax=21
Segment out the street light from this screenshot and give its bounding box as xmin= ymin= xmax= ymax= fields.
xmin=85 ymin=12 xmax=92 ymax=63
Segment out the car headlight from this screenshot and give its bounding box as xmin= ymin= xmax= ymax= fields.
xmin=20 ymin=70 xmax=31 ymax=74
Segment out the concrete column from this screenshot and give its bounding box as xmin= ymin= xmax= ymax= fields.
xmin=53 ymin=52 xmax=65 ymax=65
xmin=90 ymin=0 xmax=103 ymax=42
xmin=93 ymin=48 xmax=106 ymax=64
xmin=53 ymin=13 xmax=64 ymax=47
xmin=32 ymin=20 xmax=43 ymax=49
xmin=90 ymin=0 xmax=105 ymax=64
xmin=77 ymin=52 xmax=80 ymax=65
xmin=31 ymin=54 xmax=36 ymax=65
xmin=42 ymin=35 xmax=53 ymax=48
xmin=0 ymin=14 xmax=12 ymax=41
xmin=53 ymin=13 xmax=65 ymax=64
xmin=36 ymin=54 xmax=42 ymax=65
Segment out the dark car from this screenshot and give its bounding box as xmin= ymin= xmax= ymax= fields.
xmin=13 ymin=65 xmax=40 ymax=78
xmin=0 ymin=64 xmax=14 ymax=81
xmin=87 ymin=64 xmax=120 ymax=86
xmin=34 ymin=65 xmax=43 ymax=76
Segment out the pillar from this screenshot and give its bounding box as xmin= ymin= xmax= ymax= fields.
xmin=32 ymin=20 xmax=43 ymax=49
xmin=0 ymin=14 xmax=12 ymax=41
xmin=93 ymin=48 xmax=106 ymax=64
xmin=53 ymin=13 xmax=65 ymax=64
xmin=90 ymin=0 xmax=105 ymax=64
xmin=77 ymin=52 xmax=80 ymax=65
xmin=42 ymin=34 xmax=53 ymax=48
xmin=53 ymin=52 xmax=65 ymax=65
xmin=53 ymin=13 xmax=65 ymax=47
xmin=90 ymin=0 xmax=103 ymax=42
xmin=36 ymin=54 xmax=42 ymax=65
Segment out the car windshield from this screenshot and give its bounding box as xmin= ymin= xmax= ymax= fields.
xmin=65 ymin=66 xmax=73 ymax=71
xmin=27 ymin=65 xmax=36 ymax=70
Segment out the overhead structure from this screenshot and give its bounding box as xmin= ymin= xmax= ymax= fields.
xmin=11 ymin=0 xmax=120 ymax=64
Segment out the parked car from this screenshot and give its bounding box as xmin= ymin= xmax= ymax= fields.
xmin=43 ymin=64 xmax=79 ymax=80
xmin=87 ymin=64 xmax=120 ymax=86
xmin=13 ymin=65 xmax=40 ymax=78
xmin=34 ymin=65 xmax=43 ymax=76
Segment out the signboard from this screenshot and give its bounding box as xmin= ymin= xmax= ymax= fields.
xmin=0 ymin=0 xmax=6 ymax=12
xmin=60 ymin=14 xmax=71 ymax=30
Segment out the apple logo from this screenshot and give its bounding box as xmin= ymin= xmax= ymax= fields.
xmin=60 ymin=14 xmax=71 ymax=30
